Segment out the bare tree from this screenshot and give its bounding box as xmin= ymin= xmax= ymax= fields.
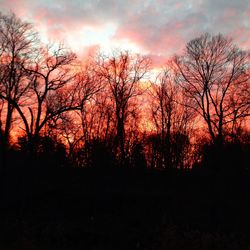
xmin=64 ymin=63 xmax=104 ymax=166
xmin=75 ymin=62 xmax=105 ymax=143
xmin=173 ymin=33 xmax=250 ymax=145
xmin=150 ymin=69 xmax=175 ymax=168
xmin=95 ymin=51 xmax=151 ymax=163
xmin=149 ymin=68 xmax=194 ymax=168
xmin=79 ymin=89 xmax=115 ymax=143
xmin=7 ymin=43 xmax=100 ymax=153
xmin=0 ymin=12 xmax=38 ymax=148
xmin=15 ymin=44 xmax=78 ymax=145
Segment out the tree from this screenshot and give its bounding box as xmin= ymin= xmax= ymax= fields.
xmin=173 ymin=33 xmax=250 ymax=145
xmin=95 ymin=51 xmax=151 ymax=164
xmin=2 ymin=41 xmax=101 ymax=155
xmin=149 ymin=69 xmax=194 ymax=168
xmin=0 ymin=12 xmax=38 ymax=149
xmin=13 ymin=44 xmax=79 ymax=149
xmin=150 ymin=69 xmax=175 ymax=168
xmin=75 ymin=62 xmax=106 ymax=143
xmin=57 ymin=62 xmax=103 ymax=166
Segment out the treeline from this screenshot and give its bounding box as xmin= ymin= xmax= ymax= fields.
xmin=0 ymin=12 xmax=249 ymax=171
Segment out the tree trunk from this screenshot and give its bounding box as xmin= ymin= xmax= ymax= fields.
xmin=117 ymin=117 xmax=125 ymax=164
xmin=3 ymin=103 xmax=14 ymax=149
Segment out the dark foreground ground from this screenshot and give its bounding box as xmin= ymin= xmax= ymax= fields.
xmin=1 ymin=162 xmax=250 ymax=250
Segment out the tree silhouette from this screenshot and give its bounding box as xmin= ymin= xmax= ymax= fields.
xmin=95 ymin=51 xmax=151 ymax=164
xmin=149 ymin=68 xmax=194 ymax=168
xmin=173 ymin=33 xmax=250 ymax=146
xmin=0 ymin=12 xmax=38 ymax=149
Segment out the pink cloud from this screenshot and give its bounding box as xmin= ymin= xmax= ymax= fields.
xmin=175 ymin=2 xmax=183 ymax=9
xmin=0 ymin=0 xmax=249 ymax=65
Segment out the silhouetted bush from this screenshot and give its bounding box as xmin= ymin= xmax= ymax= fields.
xmin=74 ymin=138 xmax=116 ymax=168
xmin=17 ymin=135 xmax=67 ymax=167
xmin=130 ymin=142 xmax=147 ymax=169
xmin=199 ymin=138 xmax=250 ymax=174
xmin=90 ymin=139 xmax=116 ymax=169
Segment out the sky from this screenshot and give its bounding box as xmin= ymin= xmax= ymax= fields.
xmin=0 ymin=0 xmax=249 ymax=65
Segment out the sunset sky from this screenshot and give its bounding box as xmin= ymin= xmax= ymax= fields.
xmin=0 ymin=0 xmax=250 ymax=64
